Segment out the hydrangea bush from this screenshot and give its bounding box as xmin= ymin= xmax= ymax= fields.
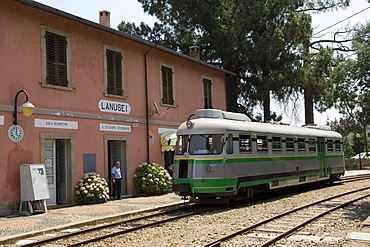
xmin=133 ymin=162 xmax=172 ymax=196
xmin=75 ymin=172 xmax=110 ymax=204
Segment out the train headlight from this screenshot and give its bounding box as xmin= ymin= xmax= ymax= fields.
xmin=206 ymin=164 xmax=217 ymax=172
xmin=186 ymin=120 xmax=193 ymax=128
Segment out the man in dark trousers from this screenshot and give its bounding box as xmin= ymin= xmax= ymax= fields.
xmin=111 ymin=161 xmax=122 ymax=200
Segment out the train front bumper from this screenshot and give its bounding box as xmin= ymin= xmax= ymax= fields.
xmin=172 ymin=178 xmax=237 ymax=198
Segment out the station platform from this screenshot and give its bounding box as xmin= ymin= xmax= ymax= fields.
xmin=0 ymin=192 xmax=187 ymax=245
xmin=1 ymin=169 xmax=370 ymax=245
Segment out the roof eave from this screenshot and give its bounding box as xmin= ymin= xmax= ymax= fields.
xmin=19 ymin=0 xmax=235 ymax=76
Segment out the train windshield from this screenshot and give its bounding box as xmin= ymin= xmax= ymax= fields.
xmin=188 ymin=134 xmax=223 ymax=155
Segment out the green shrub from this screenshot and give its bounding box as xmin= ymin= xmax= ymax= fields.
xmin=75 ymin=172 xmax=109 ymax=204
xmin=133 ymin=163 xmax=172 ymax=196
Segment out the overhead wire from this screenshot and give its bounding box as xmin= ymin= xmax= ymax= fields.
xmin=313 ymin=6 xmax=370 ymax=36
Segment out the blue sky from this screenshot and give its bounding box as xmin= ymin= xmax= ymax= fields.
xmin=35 ymin=0 xmax=158 ymax=28
xmin=35 ymin=0 xmax=369 ymax=32
xmin=35 ymin=0 xmax=370 ymax=125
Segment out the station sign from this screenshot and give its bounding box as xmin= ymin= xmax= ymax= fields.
xmin=98 ymin=100 xmax=131 ymax=114
xmin=100 ymin=123 xmax=131 ymax=132
xmin=35 ymin=119 xmax=78 ymax=129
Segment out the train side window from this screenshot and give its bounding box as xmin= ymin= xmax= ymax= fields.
xmin=257 ymin=135 xmax=268 ymax=153
xmin=308 ymin=138 xmax=316 ymax=152
xmin=175 ymin=135 xmax=189 ymax=155
xmin=272 ymin=136 xmax=282 ymax=153
xmin=327 ymin=140 xmax=334 ymax=152
xmin=286 ymin=137 xmax=294 ymax=153
xmin=239 ymin=134 xmax=251 ymax=153
xmin=298 ymin=138 xmax=306 ymax=152
xmin=226 ymin=134 xmax=233 ymax=154
xmin=335 ymin=140 xmax=341 ymax=152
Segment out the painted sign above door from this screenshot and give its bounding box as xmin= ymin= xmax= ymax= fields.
xmin=98 ymin=100 xmax=131 ymax=114
xmin=35 ymin=119 xmax=78 ymax=129
xmin=100 ymin=123 xmax=131 ymax=132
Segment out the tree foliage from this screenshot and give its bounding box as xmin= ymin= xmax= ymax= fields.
xmin=327 ymin=21 xmax=370 ymax=155
xmin=118 ymin=0 xmax=350 ymax=122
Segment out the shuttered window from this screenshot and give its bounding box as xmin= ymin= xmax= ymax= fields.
xmin=45 ymin=31 xmax=68 ymax=87
xmin=106 ymin=49 xmax=123 ymax=96
xmin=161 ymin=65 xmax=174 ymax=105
xmin=203 ymin=78 xmax=213 ymax=109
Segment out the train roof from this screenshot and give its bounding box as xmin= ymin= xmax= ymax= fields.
xmin=177 ymin=109 xmax=342 ymax=139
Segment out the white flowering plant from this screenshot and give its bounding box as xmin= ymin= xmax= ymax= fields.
xmin=133 ymin=162 xmax=172 ymax=196
xmin=75 ymin=172 xmax=110 ymax=204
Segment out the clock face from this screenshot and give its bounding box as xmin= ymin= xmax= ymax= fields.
xmin=8 ymin=125 xmax=24 ymax=142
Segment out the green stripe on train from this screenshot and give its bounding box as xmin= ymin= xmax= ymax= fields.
xmin=174 ymin=154 xmax=343 ymax=165
xmin=173 ymin=178 xmax=238 ymax=194
xmin=173 ymin=172 xmax=329 ymax=194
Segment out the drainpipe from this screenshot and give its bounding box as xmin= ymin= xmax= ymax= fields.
xmin=144 ymin=48 xmax=153 ymax=163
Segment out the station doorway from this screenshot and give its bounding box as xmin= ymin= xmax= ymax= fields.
xmin=44 ymin=139 xmax=71 ymax=206
xmin=107 ymin=140 xmax=128 ymax=197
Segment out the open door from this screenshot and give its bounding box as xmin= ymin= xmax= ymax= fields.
xmin=108 ymin=140 xmax=127 ymax=197
xmin=44 ymin=139 xmax=70 ymax=205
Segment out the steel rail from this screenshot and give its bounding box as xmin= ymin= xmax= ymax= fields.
xmin=341 ymin=174 xmax=370 ymax=182
xmin=205 ymin=186 xmax=370 ymax=247
xmin=17 ymin=203 xmax=196 ymax=247
xmin=68 ymin=206 xmax=220 ymax=247
xmin=261 ymin=192 xmax=370 ymax=247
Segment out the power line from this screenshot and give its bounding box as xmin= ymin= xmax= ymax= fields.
xmin=313 ymin=6 xmax=370 ymax=36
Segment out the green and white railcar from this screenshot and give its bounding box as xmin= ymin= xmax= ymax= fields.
xmin=172 ymin=109 xmax=344 ymax=201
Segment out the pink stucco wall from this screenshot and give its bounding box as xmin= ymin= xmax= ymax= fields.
xmin=0 ymin=0 xmax=228 ymax=213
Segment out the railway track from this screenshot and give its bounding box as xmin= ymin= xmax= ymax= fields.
xmin=340 ymin=173 xmax=370 ymax=183
xmin=13 ymin=173 xmax=369 ymax=246
xmin=204 ymin=185 xmax=370 ymax=246
xmin=17 ymin=204 xmax=219 ymax=247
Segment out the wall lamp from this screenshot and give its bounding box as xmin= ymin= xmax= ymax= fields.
xmin=13 ymin=90 xmax=35 ymax=125
xmin=8 ymin=90 xmax=35 ymax=142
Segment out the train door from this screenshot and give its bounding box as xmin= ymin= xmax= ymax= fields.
xmin=108 ymin=140 xmax=127 ymax=197
xmin=317 ymin=137 xmax=327 ymax=177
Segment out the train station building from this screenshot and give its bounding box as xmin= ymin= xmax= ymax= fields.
xmin=0 ymin=0 xmax=233 ymax=215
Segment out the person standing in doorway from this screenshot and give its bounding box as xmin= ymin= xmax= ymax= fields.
xmin=111 ymin=160 xmax=122 ymax=200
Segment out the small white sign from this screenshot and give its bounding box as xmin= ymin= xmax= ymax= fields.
xmin=35 ymin=119 xmax=78 ymax=129
xmin=100 ymin=123 xmax=131 ymax=132
xmin=0 ymin=116 xmax=4 ymax=125
xmin=98 ymin=100 xmax=131 ymax=114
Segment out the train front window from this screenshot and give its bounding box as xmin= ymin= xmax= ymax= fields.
xmin=175 ymin=135 xmax=189 ymax=155
xmin=189 ymin=134 xmax=223 ymax=155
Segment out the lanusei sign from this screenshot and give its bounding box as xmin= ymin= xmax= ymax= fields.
xmin=98 ymin=100 xmax=131 ymax=114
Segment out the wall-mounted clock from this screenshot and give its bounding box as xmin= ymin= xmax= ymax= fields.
xmin=8 ymin=124 xmax=24 ymax=142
